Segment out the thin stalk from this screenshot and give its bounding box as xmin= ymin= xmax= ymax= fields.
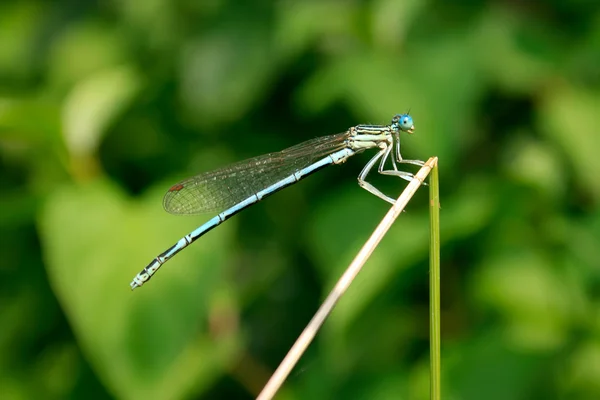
xmin=256 ymin=157 xmax=438 ymax=400
xmin=429 ymin=159 xmax=441 ymax=400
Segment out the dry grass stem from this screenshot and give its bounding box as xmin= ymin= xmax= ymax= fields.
xmin=257 ymin=157 xmax=438 ymax=400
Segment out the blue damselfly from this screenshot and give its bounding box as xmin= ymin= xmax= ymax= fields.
xmin=130 ymin=114 xmax=423 ymax=290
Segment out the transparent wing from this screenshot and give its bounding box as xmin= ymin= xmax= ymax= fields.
xmin=163 ymin=132 xmax=350 ymax=214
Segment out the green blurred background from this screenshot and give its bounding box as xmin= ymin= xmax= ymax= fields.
xmin=1 ymin=0 xmax=599 ymax=399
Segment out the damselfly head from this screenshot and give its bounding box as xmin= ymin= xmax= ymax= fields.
xmin=392 ymin=113 xmax=415 ymax=134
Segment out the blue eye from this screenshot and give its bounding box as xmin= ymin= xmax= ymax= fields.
xmin=392 ymin=114 xmax=415 ymax=133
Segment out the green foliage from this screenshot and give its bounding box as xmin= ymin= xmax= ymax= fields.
xmin=1 ymin=0 xmax=599 ymax=399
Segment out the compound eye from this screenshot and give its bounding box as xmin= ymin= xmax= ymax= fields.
xmin=392 ymin=113 xmax=414 ymax=132
xmin=400 ymin=115 xmax=413 ymax=130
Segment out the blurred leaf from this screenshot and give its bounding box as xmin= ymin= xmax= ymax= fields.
xmin=274 ymin=0 xmax=358 ymax=60
xmin=115 ymin=0 xmax=192 ymax=49
xmin=297 ymin=52 xmax=419 ymax=121
xmin=538 ymin=83 xmax=600 ymax=202
xmin=47 ymin=21 xmax=130 ymax=89
xmin=370 ymin=0 xmax=425 ymax=49
xmin=501 ymin=133 xmax=567 ymax=200
xmin=62 ymin=65 xmax=141 ymax=158
xmin=39 ymin=179 xmax=242 ymax=399
xmin=567 ymin=13 xmax=600 ymax=86
xmin=472 ymin=250 xmax=575 ymax=350
xmin=0 ymin=1 xmax=46 ymax=80
xmin=445 ymin=332 xmax=547 ymax=400
xmin=544 ymin=212 xmax=600 ymax=280
xmin=564 ymin=339 xmax=600 ymax=397
xmin=475 ymin=7 xmax=555 ymax=93
xmin=0 ymin=190 xmax=38 ymax=228
xmin=179 ymin=27 xmax=276 ymax=127
xmin=0 ymin=97 xmax=61 ymax=141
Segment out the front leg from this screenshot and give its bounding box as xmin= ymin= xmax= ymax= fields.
xmin=394 ymin=135 xmax=425 ymax=166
